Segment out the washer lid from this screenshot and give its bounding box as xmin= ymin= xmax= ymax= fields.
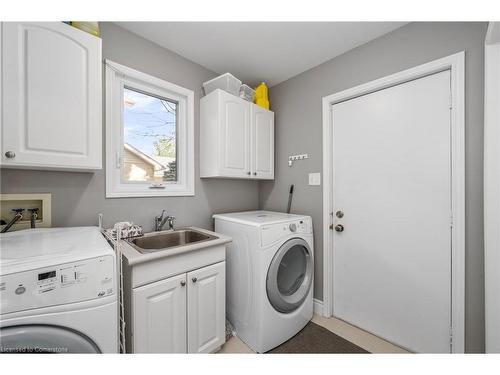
xmin=213 ymin=210 xmax=310 ymax=227
xmin=0 ymin=227 xmax=113 ymax=275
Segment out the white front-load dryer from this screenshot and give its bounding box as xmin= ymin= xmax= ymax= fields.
xmin=214 ymin=211 xmax=313 ymax=353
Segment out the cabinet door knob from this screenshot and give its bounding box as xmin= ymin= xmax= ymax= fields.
xmin=253 ymin=172 xmax=257 ymax=176
xmin=5 ymin=151 xmax=15 ymax=159
xmin=247 ymin=171 xmax=251 ymax=175
xmin=192 ymin=277 xmax=197 ymax=283
xmin=180 ymin=280 xmax=186 ymax=286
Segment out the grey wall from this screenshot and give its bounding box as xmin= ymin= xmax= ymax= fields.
xmin=259 ymin=22 xmax=488 ymax=353
xmin=0 ymin=23 xmax=259 ymax=231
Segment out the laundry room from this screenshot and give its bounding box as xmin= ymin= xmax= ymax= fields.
xmin=1 ymin=1 xmax=499 ymax=374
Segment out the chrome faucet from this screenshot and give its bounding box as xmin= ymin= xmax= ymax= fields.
xmin=154 ymin=210 xmax=176 ymax=231
xmin=1 ymin=208 xmax=24 ymax=233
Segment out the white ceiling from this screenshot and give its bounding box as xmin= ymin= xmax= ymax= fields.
xmin=116 ymin=22 xmax=407 ymax=87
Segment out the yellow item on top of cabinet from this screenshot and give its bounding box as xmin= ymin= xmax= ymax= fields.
xmin=70 ymin=22 xmax=100 ymax=37
xmin=254 ymin=82 xmax=270 ymax=110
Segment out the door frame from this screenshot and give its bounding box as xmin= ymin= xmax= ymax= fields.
xmin=485 ymin=22 xmax=500 ymax=353
xmin=321 ymin=52 xmax=465 ymax=353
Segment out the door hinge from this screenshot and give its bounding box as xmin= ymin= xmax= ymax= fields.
xmin=449 ymin=326 xmax=453 ymax=349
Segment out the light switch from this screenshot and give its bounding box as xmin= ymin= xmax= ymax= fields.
xmin=308 ymin=173 xmax=321 ymax=186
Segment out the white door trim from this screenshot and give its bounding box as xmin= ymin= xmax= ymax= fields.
xmin=321 ymin=52 xmax=465 ymax=353
xmin=485 ymin=22 xmax=500 ymax=353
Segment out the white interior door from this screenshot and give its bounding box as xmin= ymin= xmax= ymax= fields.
xmin=331 ymin=71 xmax=452 ymax=353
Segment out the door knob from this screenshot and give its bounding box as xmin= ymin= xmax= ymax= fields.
xmin=180 ymin=280 xmax=186 ymax=286
xmin=192 ymin=277 xmax=197 ymax=283
xmin=335 ymin=224 xmax=344 ymax=232
xmin=335 ymin=210 xmax=344 ymax=218
xmin=5 ymin=151 xmax=15 ymax=159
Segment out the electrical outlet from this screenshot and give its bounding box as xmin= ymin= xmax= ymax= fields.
xmin=308 ymin=173 xmax=321 ymax=186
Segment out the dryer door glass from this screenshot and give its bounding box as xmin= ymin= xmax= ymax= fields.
xmin=0 ymin=325 xmax=101 ymax=353
xmin=266 ymin=238 xmax=313 ymax=313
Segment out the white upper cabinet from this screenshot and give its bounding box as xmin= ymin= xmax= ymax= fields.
xmin=200 ymin=89 xmax=274 ymax=180
xmin=251 ymin=105 xmax=274 ymax=179
xmin=1 ymin=22 xmax=102 ymax=170
xmin=219 ymin=93 xmax=251 ymax=178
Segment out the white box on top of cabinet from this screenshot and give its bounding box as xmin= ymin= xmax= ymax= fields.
xmin=200 ymin=89 xmax=274 ymax=180
xmin=1 ymin=22 xmax=102 ymax=171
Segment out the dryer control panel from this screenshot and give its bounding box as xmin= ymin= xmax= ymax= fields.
xmin=261 ymin=218 xmax=313 ymax=247
xmin=0 ymin=255 xmax=115 ymax=315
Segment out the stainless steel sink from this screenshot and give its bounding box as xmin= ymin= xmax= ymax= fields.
xmin=128 ymin=229 xmax=218 ymax=254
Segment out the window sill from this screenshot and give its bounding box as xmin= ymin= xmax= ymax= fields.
xmin=105 ymin=188 xmax=195 ymax=198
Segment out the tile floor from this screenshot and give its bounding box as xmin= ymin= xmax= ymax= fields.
xmin=218 ymin=314 xmax=410 ymax=354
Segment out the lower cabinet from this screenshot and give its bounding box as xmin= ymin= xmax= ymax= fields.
xmin=131 ymin=261 xmax=225 ymax=353
xmin=187 ymin=262 xmax=226 ymax=353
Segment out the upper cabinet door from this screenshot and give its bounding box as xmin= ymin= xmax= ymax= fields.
xmin=1 ymin=22 xmax=102 ymax=170
xmin=218 ymin=91 xmax=251 ymax=177
xmin=251 ymin=105 xmax=274 ymax=180
xmin=133 ymin=273 xmax=187 ymax=353
xmin=187 ymin=262 xmax=226 ymax=353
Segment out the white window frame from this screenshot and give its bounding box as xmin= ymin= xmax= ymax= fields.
xmin=105 ymin=60 xmax=194 ymax=198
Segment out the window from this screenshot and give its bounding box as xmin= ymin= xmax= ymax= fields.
xmin=105 ymin=60 xmax=194 ymax=197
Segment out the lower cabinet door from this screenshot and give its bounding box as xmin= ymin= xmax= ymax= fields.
xmin=132 ymin=273 xmax=187 ymax=353
xmin=187 ymin=262 xmax=226 ymax=353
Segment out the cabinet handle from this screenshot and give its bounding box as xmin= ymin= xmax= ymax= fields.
xmin=253 ymin=172 xmax=257 ymax=176
xmin=247 ymin=171 xmax=251 ymax=175
xmin=180 ymin=280 xmax=186 ymax=286
xmin=191 ymin=277 xmax=197 ymax=283
xmin=5 ymin=151 xmax=15 ymax=159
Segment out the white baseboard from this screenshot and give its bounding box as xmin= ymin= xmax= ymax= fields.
xmin=313 ymin=298 xmax=324 ymax=316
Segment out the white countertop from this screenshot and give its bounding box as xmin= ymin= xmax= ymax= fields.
xmin=119 ymin=226 xmax=232 ymax=266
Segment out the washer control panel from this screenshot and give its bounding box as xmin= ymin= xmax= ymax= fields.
xmin=0 ymin=255 xmax=115 ymax=315
xmin=261 ymin=217 xmax=312 ymax=247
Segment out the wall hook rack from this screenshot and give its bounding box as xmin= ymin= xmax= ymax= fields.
xmin=288 ymin=153 xmax=309 ymax=167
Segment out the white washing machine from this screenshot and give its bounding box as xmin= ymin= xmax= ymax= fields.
xmin=0 ymin=227 xmax=118 ymax=353
xmin=214 ymin=210 xmax=313 ymax=353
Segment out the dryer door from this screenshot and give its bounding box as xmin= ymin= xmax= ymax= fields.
xmin=0 ymin=325 xmax=101 ymax=353
xmin=266 ymin=238 xmax=313 ymax=313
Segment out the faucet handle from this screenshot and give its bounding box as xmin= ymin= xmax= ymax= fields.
xmin=28 ymin=208 xmax=39 ymax=213
xmin=166 ymin=216 xmax=176 ymax=230
xmin=12 ymin=208 xmax=25 ymax=214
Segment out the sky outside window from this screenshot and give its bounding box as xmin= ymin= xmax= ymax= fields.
xmin=122 ymin=87 xmax=177 ymax=182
